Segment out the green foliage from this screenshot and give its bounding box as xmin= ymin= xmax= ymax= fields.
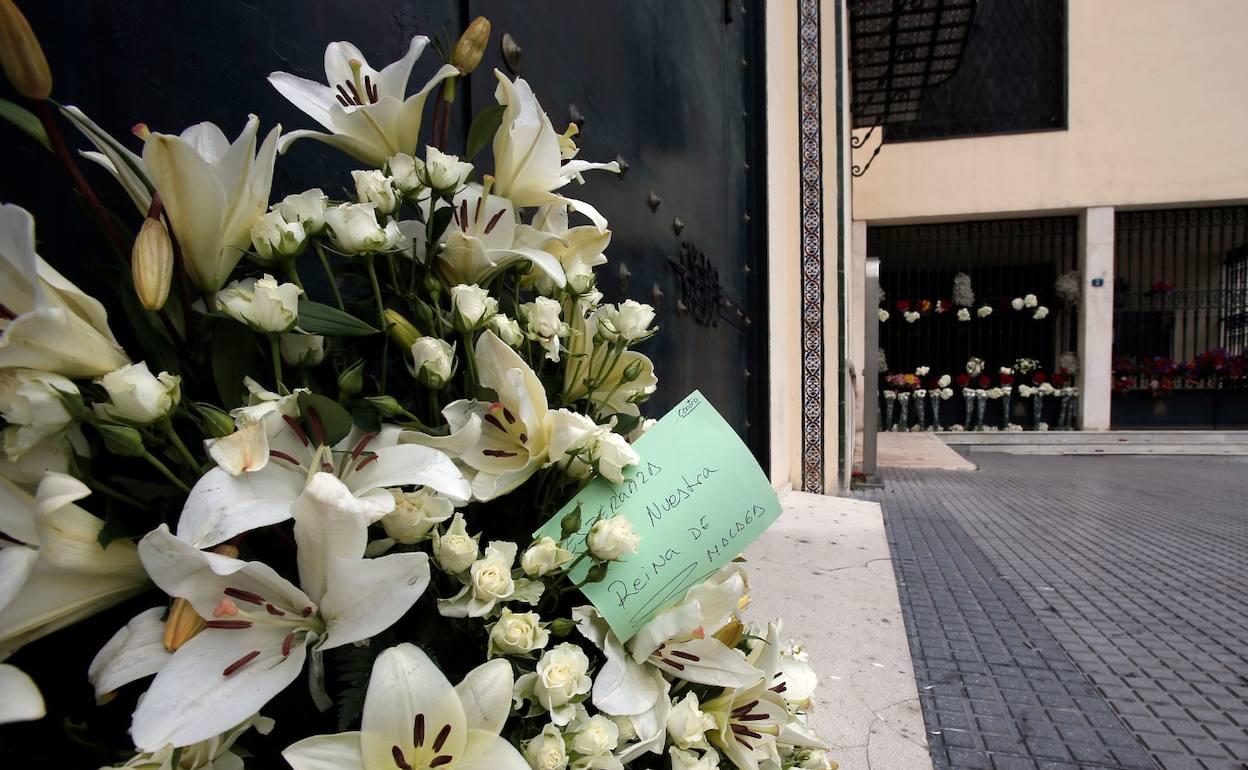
xmin=465 ymin=103 xmax=505 ymax=161
xmin=297 ymin=299 xmax=379 ymax=337
xmin=297 ymin=392 xmax=354 ymax=446
xmin=212 ymin=320 xmax=265 ymax=409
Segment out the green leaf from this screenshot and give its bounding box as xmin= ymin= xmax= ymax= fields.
xmin=298 ymin=392 xmax=354 ymax=446
xmin=0 ymin=98 xmax=50 ymax=151
xmin=212 ymin=320 xmax=264 ymax=409
xmin=464 ymin=103 xmax=505 ymax=161
xmin=610 ymin=413 xmax=641 ymax=437
xmin=429 ymin=204 xmax=455 ymax=243
xmin=297 ymin=299 xmax=379 ymax=337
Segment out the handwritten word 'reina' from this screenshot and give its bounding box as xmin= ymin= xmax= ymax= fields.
xmin=643 ymin=466 xmax=718 ymax=527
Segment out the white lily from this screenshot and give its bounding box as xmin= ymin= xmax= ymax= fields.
xmin=0 ymin=473 xmax=148 ymax=659
xmin=61 ymin=105 xmax=154 ymax=215
xmin=110 ymin=714 xmax=274 ymax=770
xmin=747 ymin=623 xmax=827 ymax=752
xmin=0 ymin=664 xmax=44 ymax=724
xmin=436 ymin=182 xmax=567 ymax=289
xmin=177 ymin=416 xmax=468 ymax=549
xmin=131 ymin=473 xmax=434 ymax=750
xmin=0 ymin=204 xmax=129 ymax=377
xmin=143 ymin=116 xmax=281 ymax=291
xmin=0 ymin=369 xmax=87 ymax=479
xmin=402 ymin=331 xmax=552 ymax=501
xmin=524 ymin=204 xmax=611 ymax=296
xmin=283 ymin=643 xmax=528 ymax=770
xmin=562 ymin=299 xmax=658 ymax=417
xmin=699 ymin=676 xmax=788 ymax=770
xmin=269 ymin=36 xmax=458 ymax=167
xmin=490 ymin=72 xmax=619 ymax=230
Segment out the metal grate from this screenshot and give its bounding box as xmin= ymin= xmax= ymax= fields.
xmin=882 ymin=0 xmax=1066 ymax=142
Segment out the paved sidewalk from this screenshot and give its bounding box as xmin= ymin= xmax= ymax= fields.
xmin=857 ymin=454 xmax=1248 ymax=770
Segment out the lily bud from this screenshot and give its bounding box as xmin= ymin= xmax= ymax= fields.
xmin=0 ymin=0 xmax=51 ymax=100
xmin=384 ymin=308 xmax=422 ymax=350
xmin=337 ymin=359 xmax=365 ymax=399
xmin=132 ymin=217 xmax=174 ymax=310
xmin=194 ymin=402 xmax=236 ymax=439
xmin=451 ymin=16 xmax=491 ymax=75
xmin=97 ymin=423 xmax=145 ymax=457
xmin=162 ymin=597 xmax=205 ymax=652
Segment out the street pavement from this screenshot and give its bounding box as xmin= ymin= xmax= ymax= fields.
xmin=856 ymin=454 xmax=1248 ymax=770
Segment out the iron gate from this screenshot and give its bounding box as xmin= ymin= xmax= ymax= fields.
xmin=1112 ymin=206 xmax=1248 ymax=428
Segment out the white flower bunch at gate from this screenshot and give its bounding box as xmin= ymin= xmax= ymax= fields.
xmin=0 ymin=11 xmax=833 ymax=770
xmin=966 ymin=357 xmax=985 ymax=376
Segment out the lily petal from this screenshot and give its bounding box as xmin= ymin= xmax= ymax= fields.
xmin=317 ymin=550 xmax=430 ymax=650
xmin=455 ymin=658 xmax=514 ymax=734
xmin=575 ymin=606 xmax=661 ymax=716
xmin=268 ymin=72 xmax=340 ymax=132
xmin=348 ymin=443 xmax=470 ymax=504
xmin=361 ymin=644 xmax=467 ymax=767
xmin=658 ymin=637 xmax=762 ymax=688
xmin=88 ymin=606 xmax=171 ymax=702
xmin=283 ymin=731 xmax=366 ymax=770
xmin=175 ymin=466 xmax=304 ymax=549
xmin=291 ymin=473 xmax=371 ymax=605
xmin=456 ymin=729 xmax=532 ymax=770
xmin=0 ymin=664 xmax=43 ymax=724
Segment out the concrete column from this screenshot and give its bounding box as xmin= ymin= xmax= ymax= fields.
xmin=1078 ymin=207 xmax=1115 ymax=430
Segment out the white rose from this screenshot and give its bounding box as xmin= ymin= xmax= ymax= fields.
xmin=250 ymin=210 xmax=307 ymax=264
xmin=1039 ymin=382 xmax=1056 ymax=395
xmin=528 ymin=643 xmax=592 ymax=713
xmin=956 ymin=308 xmax=971 ymax=321
xmin=424 ymin=146 xmax=473 ymax=191
xmin=432 ymin=512 xmax=479 ymax=573
xmin=274 ymin=189 xmax=328 ymax=234
xmin=488 ymin=607 xmax=549 ymax=657
xmin=938 ymin=374 xmax=951 ymax=388
xmin=381 ymin=488 xmax=453 ymax=544
xmin=1024 ymin=293 xmax=1038 ymax=308
xmin=878 ymin=308 xmax=889 ymax=322
xmin=215 ymin=274 xmax=303 ymax=333
xmin=587 ymin=515 xmax=640 ymax=561
xmin=0 ymin=369 xmax=79 ymax=459
xmin=388 ymin=153 xmax=425 ymax=195
xmin=488 ymin=313 xmax=525 ymax=348
xmin=797 ymin=749 xmax=834 ymax=770
xmin=1033 ymin=306 xmax=1049 ymax=320
xmin=522 ymin=536 xmax=574 ymax=577
xmin=594 ymin=300 xmax=656 ymax=343
xmin=940 ymin=387 xmax=954 ymax=399
xmin=524 ymin=724 xmax=568 ymax=770
xmin=571 ymin=713 xmax=620 ymax=757
xmin=450 ymin=284 xmax=498 ymax=331
xmin=279 ymin=334 xmax=325 ymax=367
xmin=915 ymin=366 xmax=930 ymax=376
xmin=352 ymin=169 xmax=399 ymax=215
xmin=627 ymin=417 xmax=656 ymax=443
xmin=669 ymin=747 xmax=720 ymax=770
xmin=95 ymin=362 xmax=180 ymax=425
xmin=904 ymin=310 xmax=920 ymax=323
xmin=977 ymin=305 xmax=993 ymax=318
xmin=468 ymin=541 xmax=517 ymax=604
xmin=988 ymin=387 xmax=1004 ymax=399
xmin=324 ymin=202 xmax=402 ymax=253
xmin=410 ymin=336 xmax=456 ymax=387
xmin=522 ymin=297 xmax=568 ymax=361
xmin=666 ymin=692 xmax=715 ymax=750
xmin=999 ymin=367 xmax=1013 ymax=375
xmin=594 ymin=432 xmax=640 ymax=484
xmin=1011 ymin=297 xmax=1025 ymax=311
xmin=915 ymin=388 xmax=927 ymax=398
xmin=546 ymin=410 xmax=639 ymax=484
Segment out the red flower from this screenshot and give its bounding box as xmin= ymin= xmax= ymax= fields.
xmin=1052 ymin=373 xmax=1067 ymax=386
xmin=977 ymin=374 xmax=991 ymax=388
xmin=1033 ymin=372 xmax=1048 ymax=384
xmin=956 ymin=374 xmax=971 ymax=388
xmin=895 ymin=300 xmax=910 ymax=312
xmin=1000 ymin=373 xmax=1014 ymax=385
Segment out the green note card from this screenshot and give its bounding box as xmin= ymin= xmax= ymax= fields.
xmin=535 ymin=390 xmax=782 ymax=642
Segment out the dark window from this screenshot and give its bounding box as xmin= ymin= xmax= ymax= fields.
xmin=884 ymin=0 xmax=1066 ymax=142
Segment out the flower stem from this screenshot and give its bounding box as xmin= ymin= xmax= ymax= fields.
xmin=143 ymin=452 xmax=192 ymax=494
xmin=313 ymin=242 xmax=345 ymax=310
xmin=283 ymin=259 xmax=305 ymax=291
xmin=161 ymin=421 xmax=202 ymax=472
xmin=85 ymin=478 xmax=144 ymax=508
xmin=269 ymin=335 xmax=284 ymax=392
xmin=461 ymin=330 xmax=480 ymax=391
xmin=364 ymin=256 xmax=390 ymax=391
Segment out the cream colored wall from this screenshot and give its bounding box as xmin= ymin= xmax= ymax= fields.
xmin=853 ymin=0 xmax=1248 ymax=222
xmin=766 ymin=0 xmax=802 ymax=491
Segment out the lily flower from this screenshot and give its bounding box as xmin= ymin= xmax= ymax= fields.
xmin=269 ymin=36 xmax=458 ymax=167
xmin=490 ymin=72 xmax=619 ymax=230
xmin=523 ymin=204 xmax=611 ymax=296
xmin=143 ymin=116 xmax=281 ymax=291
xmin=0 ymin=664 xmax=44 ymax=724
xmin=0 ymin=204 xmax=129 ymax=377
xmin=436 ymin=181 xmax=568 ymax=289
xmin=562 ymin=298 xmax=657 ymax=417
xmin=699 ymin=677 xmax=788 ymax=770
xmin=110 ymin=714 xmax=274 ymax=770
xmin=131 ymin=473 xmax=434 ymax=750
xmin=0 ymin=473 xmax=148 ymax=659
xmin=747 ymin=623 xmax=827 ymax=752
xmin=402 ymin=330 xmax=552 ymax=501
xmin=177 ymin=417 xmax=469 ymax=549
xmin=62 ymin=105 xmax=154 ymax=215
xmin=283 ymin=643 xmax=528 ymax=770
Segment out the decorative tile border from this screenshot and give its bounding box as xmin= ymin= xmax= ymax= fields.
xmin=798 ymin=0 xmax=824 ymax=493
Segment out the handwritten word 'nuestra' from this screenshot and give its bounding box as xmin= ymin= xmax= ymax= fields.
xmin=644 ymin=466 xmax=718 ymax=527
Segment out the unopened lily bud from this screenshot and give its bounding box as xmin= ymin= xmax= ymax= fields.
xmin=366 ymin=395 xmax=405 ymax=418
xmin=162 ymin=598 xmax=205 ymax=652
xmin=194 ymin=402 xmax=236 ymax=439
xmin=451 ymin=16 xmax=491 ymax=75
xmin=132 ymin=217 xmax=174 ymax=310
xmin=384 ymin=308 xmax=422 ymax=350
xmin=0 ymin=0 xmax=51 ymax=100
xmin=338 ymin=359 xmax=364 ymax=398
xmin=97 ymin=423 xmax=145 ymax=457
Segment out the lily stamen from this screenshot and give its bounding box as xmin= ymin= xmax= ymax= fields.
xmin=222 ymin=650 xmax=261 ymax=677
xmin=282 ymin=415 xmax=310 ymax=446
xmin=224 ymin=587 xmax=266 ymax=605
xmin=205 ymin=619 xmax=253 ymax=629
xmin=391 ymin=745 xmax=412 ymax=769
xmin=432 ymin=724 xmax=452 ymax=752
xmin=413 ymin=713 xmax=425 ymax=747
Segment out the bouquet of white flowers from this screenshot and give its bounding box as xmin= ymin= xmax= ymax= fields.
xmin=0 ymin=11 xmax=831 ymax=770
